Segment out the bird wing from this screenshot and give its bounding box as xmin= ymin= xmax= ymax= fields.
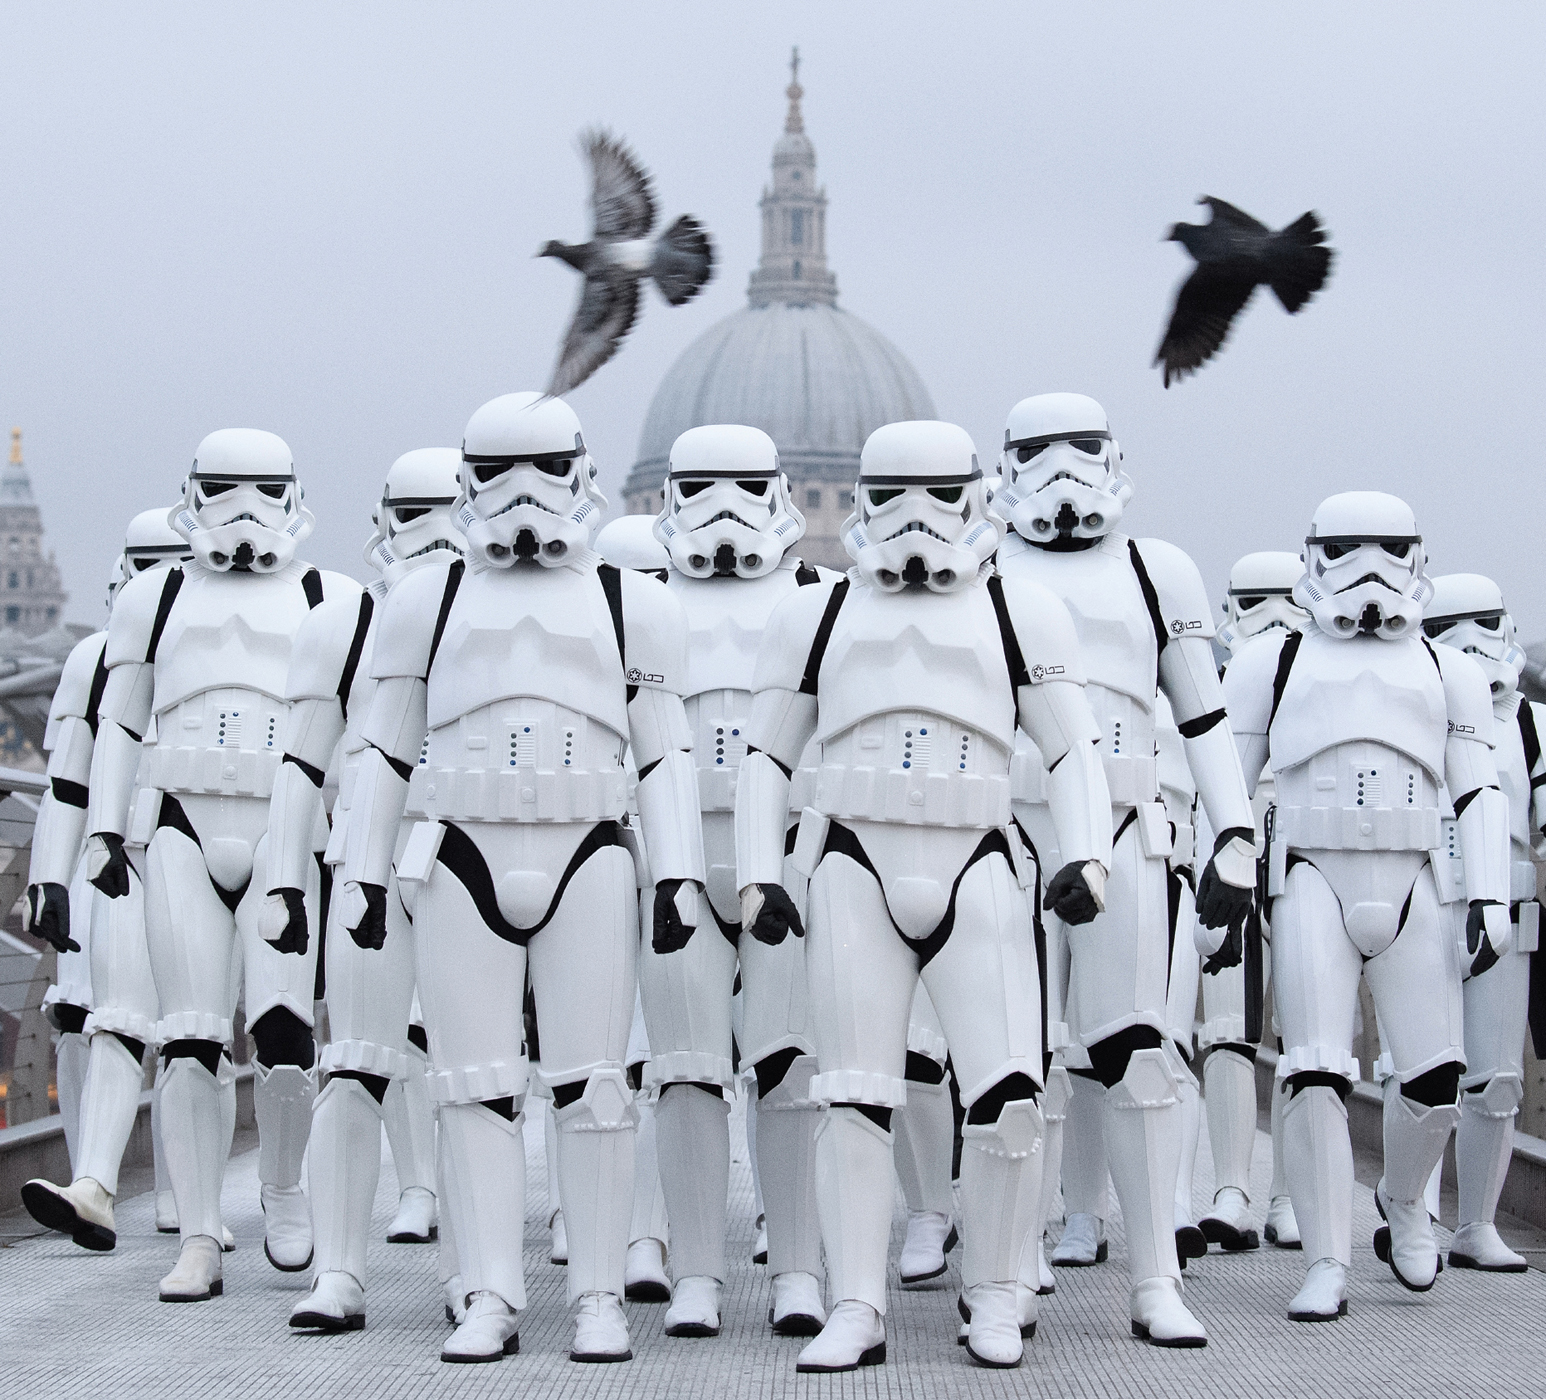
xmin=1200 ymin=196 xmax=1268 ymax=235
xmin=547 ymin=267 xmax=642 ymax=398
xmin=1154 ymin=267 xmax=1258 ymax=387
xmin=583 ymin=129 xmax=656 ymax=241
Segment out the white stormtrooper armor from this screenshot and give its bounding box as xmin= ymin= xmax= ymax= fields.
xmin=260 ymin=449 xmax=465 ymax=1333
xmin=339 ymin=393 xmax=705 ymax=1366
xmin=1424 ymin=573 xmax=1540 ymax=1273
xmin=736 ymin=420 xmax=1114 ymax=1371
xmin=1224 ymin=493 xmax=1507 ymax=1320
xmin=1216 ymin=551 xmax=1306 ymax=654
xmin=633 ymin=425 xmax=836 ymax=1339
xmin=997 ymin=393 xmax=1256 ymax=1348
xmin=20 ymin=511 xmax=195 ymax=1254
xmin=80 ymin=430 xmax=357 ymax=1304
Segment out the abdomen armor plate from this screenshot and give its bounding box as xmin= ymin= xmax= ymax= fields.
xmin=1273 ymin=740 xmax=1441 ymax=853
xmin=686 ymin=688 xmax=751 ymax=813
xmin=409 ymin=699 xmax=627 ymax=824
xmin=143 ymin=687 xmax=286 ymax=799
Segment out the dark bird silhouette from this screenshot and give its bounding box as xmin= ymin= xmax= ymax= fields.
xmin=1155 ymin=197 xmax=1334 ymax=387
xmin=540 ymin=130 xmax=715 ymax=397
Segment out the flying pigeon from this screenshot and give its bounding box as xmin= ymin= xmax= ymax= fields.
xmin=1154 ymin=197 xmax=1334 ymax=387
xmin=540 ymin=130 xmax=715 ymax=397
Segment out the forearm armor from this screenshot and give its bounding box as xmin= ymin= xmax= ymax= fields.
xmin=1458 ymin=784 xmax=1510 ymax=907
xmin=736 ymin=748 xmax=794 ymax=889
xmin=85 ymin=662 xmax=154 ymax=840
xmin=266 ymin=696 xmax=344 ymax=891
xmin=1019 ymin=679 xmax=1111 ymax=869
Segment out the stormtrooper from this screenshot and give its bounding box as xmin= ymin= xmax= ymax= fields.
xmin=21 ymin=510 xmax=195 ymax=1250
xmin=78 ymin=430 xmax=356 ymax=1302
xmin=1223 ymin=492 xmax=1504 ymax=1320
xmin=639 ymin=423 xmax=837 ymax=1339
xmin=339 ymin=392 xmax=704 ymax=1365
xmin=736 ymin=419 xmax=1113 ymax=1371
xmin=1423 ymin=573 xmax=1541 ymax=1272
xmin=256 ymin=448 xmax=465 ymax=1333
xmin=1198 ymin=551 xmax=1310 ymax=1256
xmin=995 ymin=393 xmax=1257 ymax=1346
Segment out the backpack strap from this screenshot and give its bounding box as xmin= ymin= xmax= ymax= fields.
xmin=337 ymin=591 xmax=375 ymax=721
xmin=424 ymin=560 xmax=466 ymax=680
xmin=1519 ymin=700 xmax=1544 ymax=789
xmin=986 ymin=573 xmax=1031 ymax=691
xmin=799 ymin=579 xmax=850 ymax=697
xmin=302 ymin=567 xmax=325 ymax=609
xmin=1267 ymin=629 xmax=1304 ymax=730
xmin=84 ymin=641 xmax=110 ymax=740
xmin=144 ymin=567 xmax=185 ymax=664
xmin=596 ymin=564 xmax=632 ymax=701
xmin=1127 ymin=540 xmax=1169 ymax=687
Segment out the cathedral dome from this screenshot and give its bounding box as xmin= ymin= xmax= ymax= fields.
xmin=621 ymin=53 xmax=935 ymax=569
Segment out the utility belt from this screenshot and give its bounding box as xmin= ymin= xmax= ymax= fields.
xmin=1011 ymin=749 xmax=1156 ymax=809
xmin=1272 ymin=803 xmax=1440 ymax=857
xmin=406 ymin=763 xmax=628 ymax=824
xmin=695 ymin=763 xmax=740 ymax=813
xmin=813 ymin=762 xmax=1011 ymax=829
xmin=139 ymin=743 xmax=282 ymax=801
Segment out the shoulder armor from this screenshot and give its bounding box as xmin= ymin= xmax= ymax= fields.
xmin=995 ymin=575 xmax=1087 ymax=686
xmin=751 ymin=575 xmax=844 ymax=696
xmin=618 ymin=566 xmax=690 ymax=695
xmin=311 ymin=569 xmax=363 ymax=609
xmin=369 ymin=561 xmax=455 ymax=681
xmin=1132 ymin=537 xmax=1215 ymax=643
xmin=49 ymin=632 xmax=108 ymax=726
xmin=1221 ymin=628 xmax=1289 ymax=737
xmin=1436 ymin=642 xmax=1495 ymax=745
xmin=286 ymin=592 xmax=374 ymax=701
xmin=103 ymin=566 xmax=181 ymax=668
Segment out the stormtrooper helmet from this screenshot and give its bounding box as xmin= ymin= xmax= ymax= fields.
xmin=995 ymin=392 xmax=1133 ymax=545
xmin=173 ymin=429 xmax=313 ymax=573
xmin=456 ymin=393 xmax=605 ymax=569
xmin=654 ymin=424 xmax=804 ymax=579
xmin=1294 ymin=491 xmax=1431 ymax=640
xmin=1217 ymin=551 xmax=1307 ymax=653
xmin=596 ymin=514 xmax=669 ymax=572
xmin=122 ymin=506 xmax=194 ymax=580
xmin=363 ymin=448 xmax=465 ymax=586
xmin=104 ymin=556 xmax=125 ymax=613
xmin=1424 ymin=573 xmax=1524 ymax=697
xmin=844 ymin=421 xmax=999 ymax=593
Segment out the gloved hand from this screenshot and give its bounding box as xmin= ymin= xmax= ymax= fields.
xmin=260 ymin=887 xmax=309 ymax=955
xmin=23 ymin=882 xmax=77 ymax=953
xmin=1197 ymin=855 xmax=1253 ymax=942
xmin=341 ymin=880 xmax=388 ymax=951
xmin=1466 ymin=899 xmax=1509 ymax=977
xmin=741 ymin=882 xmax=804 ymax=945
xmin=86 ymin=832 xmax=131 ymax=899
xmin=1046 ymin=861 xmax=1104 ymax=926
xmin=1202 ymin=920 xmax=1244 ymax=974
xmin=651 ymin=877 xmax=701 ymax=954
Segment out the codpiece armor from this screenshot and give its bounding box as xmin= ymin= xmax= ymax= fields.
xmin=735 ymin=419 xmax=1112 ymax=1372
xmin=338 ymin=393 xmax=705 ymax=1366
xmin=1224 ymin=492 xmax=1506 ymax=1320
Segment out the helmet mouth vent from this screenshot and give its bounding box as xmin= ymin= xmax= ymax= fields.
xmin=901 ymin=556 xmax=929 ymax=586
xmin=713 ymin=543 xmax=737 ymax=576
xmin=514 ymin=529 xmax=540 ymax=560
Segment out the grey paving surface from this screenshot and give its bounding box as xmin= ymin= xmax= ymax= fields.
xmin=5 ymin=1095 xmax=1546 ymax=1399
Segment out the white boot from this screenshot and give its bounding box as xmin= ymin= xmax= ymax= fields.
xmin=770 ymin=1270 xmax=826 ymax=1336
xmin=899 ymin=1211 xmax=958 ymax=1285
xmin=55 ymin=1029 xmax=89 ymax=1173
xmin=545 ymin=1098 xmax=566 ymax=1263
xmin=752 ymin=1214 xmax=768 ymax=1264
xmin=383 ymin=1048 xmax=439 ymax=1242
xmin=290 ymin=1077 xmax=382 ymax=1332
xmin=1051 ymin=1072 xmax=1108 ymax=1264
xmin=438 ymin=1102 xmax=528 ymax=1321
xmin=1200 ymin=1049 xmax=1260 ymax=1251
xmin=436 ymin=1107 xmax=465 ymax=1324
xmin=1173 ymin=1073 xmax=1206 ymax=1265
xmin=571 ymin=1291 xmax=632 ymax=1363
xmin=254 ymin=1062 xmax=317 ymax=1271
xmin=624 ymin=1091 xmax=670 ymax=1301
xmin=654 ymin=1084 xmax=729 ymax=1332
xmin=159 ymin=1234 xmax=223 ymax=1302
xmin=894 ymin=1074 xmax=957 ymax=1285
xmin=1104 ymin=1050 xmax=1206 ymax=1347
xmin=20 ymin=1176 xmax=116 ymax=1252
xmin=797 ymin=1300 xmax=886 ymax=1372
xmin=160 ymin=1055 xmax=226 ymax=1251
xmin=441 ymin=1290 xmax=520 ymax=1363
xmin=1374 ymin=1081 xmax=1460 ymax=1292
xmin=756 ymin=1056 xmax=824 ymax=1296
xmin=1451 ymin=1079 xmax=1527 ymax=1271
xmin=153 ymin=1061 xmax=178 ymax=1234
xmin=1025 ymin=1064 xmax=1067 ymax=1295
xmin=1282 ymin=1082 xmax=1352 ymax=1321
xmin=1265 ymin=1077 xmax=1302 ymax=1247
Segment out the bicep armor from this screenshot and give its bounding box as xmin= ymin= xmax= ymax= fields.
xmin=628 ymin=686 xmax=706 ymax=886
xmin=86 ymin=662 xmax=154 ymax=840
xmin=266 ymin=696 xmax=344 ymax=893
xmin=1160 ymin=635 xmax=1254 ymax=849
xmin=1449 ymin=735 xmax=1509 ymax=908
xmin=30 ymin=715 xmax=95 ymax=886
xmin=344 ymin=675 xmax=426 ymax=890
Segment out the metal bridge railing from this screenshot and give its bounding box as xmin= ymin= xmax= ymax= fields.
xmin=0 ymin=765 xmax=55 ymax=1129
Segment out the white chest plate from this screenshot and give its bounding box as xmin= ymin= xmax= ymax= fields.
xmin=813 ymin=583 xmax=1015 ymax=829
xmin=675 ymin=569 xmax=800 ymax=700
xmin=426 ymin=567 xmax=629 ymax=736
xmin=153 ymin=570 xmax=316 ymax=713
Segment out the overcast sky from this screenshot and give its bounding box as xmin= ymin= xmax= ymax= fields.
xmin=1 ymin=4 xmax=1542 ymax=635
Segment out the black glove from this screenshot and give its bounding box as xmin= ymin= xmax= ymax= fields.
xmin=1197 ymin=856 xmax=1252 ymax=939
xmin=742 ymin=882 xmax=804 ymax=946
xmin=264 ymin=887 xmax=310 ymax=955
xmin=1202 ymin=921 xmax=1244 ymax=975
xmin=652 ymin=878 xmax=700 ymax=954
xmin=24 ymin=882 xmax=77 ymax=953
xmin=88 ymin=831 xmax=131 ymax=899
xmin=1046 ymin=861 xmax=1100 ymax=926
xmin=1466 ymin=899 xmax=1503 ymax=978
xmin=349 ymin=882 xmax=388 ymax=951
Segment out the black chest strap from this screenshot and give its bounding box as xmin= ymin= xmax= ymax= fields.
xmin=799 ymin=579 xmax=850 ymax=697
xmin=424 ymin=560 xmax=466 ymax=680
xmin=1267 ymin=629 xmax=1305 ymax=730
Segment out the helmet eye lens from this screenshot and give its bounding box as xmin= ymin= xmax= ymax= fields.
xmin=199 ymin=480 xmax=237 ymax=499
xmin=535 ymin=457 xmax=573 ymax=478
xmin=394 ymin=507 xmax=429 ymax=525
xmin=1069 ymin=438 xmax=1104 ymax=455
xmin=1015 ymin=444 xmax=1047 ymax=465
xmin=255 ymin=482 xmax=288 ymax=500
xmin=677 ymin=479 xmax=712 ymax=500
xmin=473 ymin=462 xmax=511 ymax=484
xmin=1382 ymin=542 xmax=1410 ymax=559
xmin=132 ymin=556 xmax=156 ymax=571
xmin=1238 ymin=595 xmax=1265 ymax=610
xmin=737 ymin=479 xmax=769 ymax=497
xmin=1478 ymin=615 xmax=1502 ymax=631
xmin=927 ymin=486 xmax=963 ymax=503
xmin=1423 ymin=620 xmax=1454 ymax=639
xmin=868 ymin=488 xmax=903 ymax=507
xmin=1322 ymin=541 xmax=1352 ymax=560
